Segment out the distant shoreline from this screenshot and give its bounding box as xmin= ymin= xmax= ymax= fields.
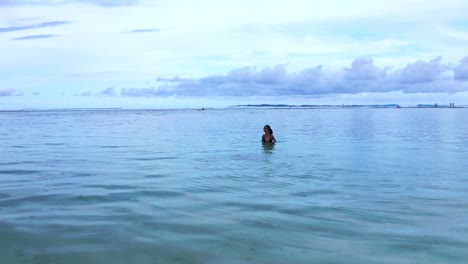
xmin=1 ymin=105 xmax=467 ymax=112
xmin=231 ymin=104 xmax=467 ymax=109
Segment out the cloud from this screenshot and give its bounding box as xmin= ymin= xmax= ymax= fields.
xmin=99 ymin=87 xmax=117 ymax=96
xmin=79 ymin=91 xmax=92 ymax=96
xmin=344 ymin=58 xmax=386 ymax=81
xmin=392 ymin=56 xmax=449 ymax=84
xmin=454 ymin=55 xmax=468 ymax=80
xmin=0 ymin=21 xmax=71 ymax=33
xmin=124 ymin=28 xmax=162 ymax=33
xmin=117 ymin=55 xmax=468 ymax=98
xmin=75 ymin=0 xmax=139 ymax=7
xmin=0 ymin=88 xmax=21 ymax=96
xmin=0 ymin=0 xmax=18 ymax=5
xmin=12 ymin=34 xmax=59 ymax=40
xmin=0 ymin=0 xmax=138 ymax=7
xmin=121 ymin=87 xmax=159 ymax=97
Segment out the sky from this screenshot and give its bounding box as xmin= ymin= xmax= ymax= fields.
xmin=1 ymin=0 xmax=468 ymax=109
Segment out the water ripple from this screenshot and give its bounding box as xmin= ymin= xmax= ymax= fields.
xmin=1 ymin=108 xmax=467 ymax=263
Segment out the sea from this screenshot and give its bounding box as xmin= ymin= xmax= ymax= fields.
xmin=0 ymin=108 xmax=467 ymax=264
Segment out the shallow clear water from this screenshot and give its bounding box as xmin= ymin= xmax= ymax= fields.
xmin=1 ymin=108 xmax=467 ymax=263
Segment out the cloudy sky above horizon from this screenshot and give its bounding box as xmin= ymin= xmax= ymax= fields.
xmin=1 ymin=0 xmax=468 ymax=109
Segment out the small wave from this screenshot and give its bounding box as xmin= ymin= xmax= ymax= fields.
xmin=0 ymin=169 xmax=39 ymax=175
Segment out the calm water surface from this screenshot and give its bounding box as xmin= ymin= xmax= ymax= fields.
xmin=1 ymin=108 xmax=467 ymax=263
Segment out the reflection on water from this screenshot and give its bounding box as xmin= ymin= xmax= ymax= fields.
xmin=262 ymin=142 xmax=275 ymax=153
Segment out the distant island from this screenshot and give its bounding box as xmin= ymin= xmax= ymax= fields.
xmin=231 ymin=104 xmax=465 ymax=109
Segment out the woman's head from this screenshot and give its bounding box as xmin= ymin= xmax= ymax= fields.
xmin=263 ymin=125 xmax=273 ymax=134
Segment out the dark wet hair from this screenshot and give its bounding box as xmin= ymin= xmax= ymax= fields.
xmin=264 ymin=125 xmax=273 ymax=134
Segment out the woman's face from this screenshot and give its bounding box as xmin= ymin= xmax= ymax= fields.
xmin=263 ymin=126 xmax=269 ymax=133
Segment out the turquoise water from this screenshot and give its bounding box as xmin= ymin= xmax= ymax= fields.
xmin=1 ymin=108 xmax=467 ymax=263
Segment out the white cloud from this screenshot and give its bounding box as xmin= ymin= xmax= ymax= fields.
xmin=437 ymin=26 xmax=468 ymax=41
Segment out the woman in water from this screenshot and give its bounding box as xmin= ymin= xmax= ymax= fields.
xmin=262 ymin=125 xmax=276 ymax=143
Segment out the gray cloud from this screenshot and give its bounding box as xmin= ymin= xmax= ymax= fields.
xmin=132 ymin=56 xmax=468 ymax=98
xmin=76 ymin=0 xmax=138 ymax=7
xmin=79 ymin=91 xmax=92 ymax=96
xmin=454 ymin=55 xmax=468 ymax=80
xmin=344 ymin=58 xmax=387 ymax=81
xmin=0 ymin=88 xmax=21 ymax=96
xmin=146 ymin=61 xmax=378 ymax=97
xmin=12 ymin=34 xmax=59 ymax=40
xmin=120 ymin=87 xmax=159 ymax=97
xmin=0 ymin=21 xmax=71 ymax=33
xmin=0 ymin=0 xmax=18 ymax=6
xmin=99 ymin=87 xmax=117 ymax=96
xmin=392 ymin=56 xmax=448 ymax=84
xmin=124 ymin=28 xmax=162 ymax=33
xmin=0 ymin=0 xmax=138 ymax=7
